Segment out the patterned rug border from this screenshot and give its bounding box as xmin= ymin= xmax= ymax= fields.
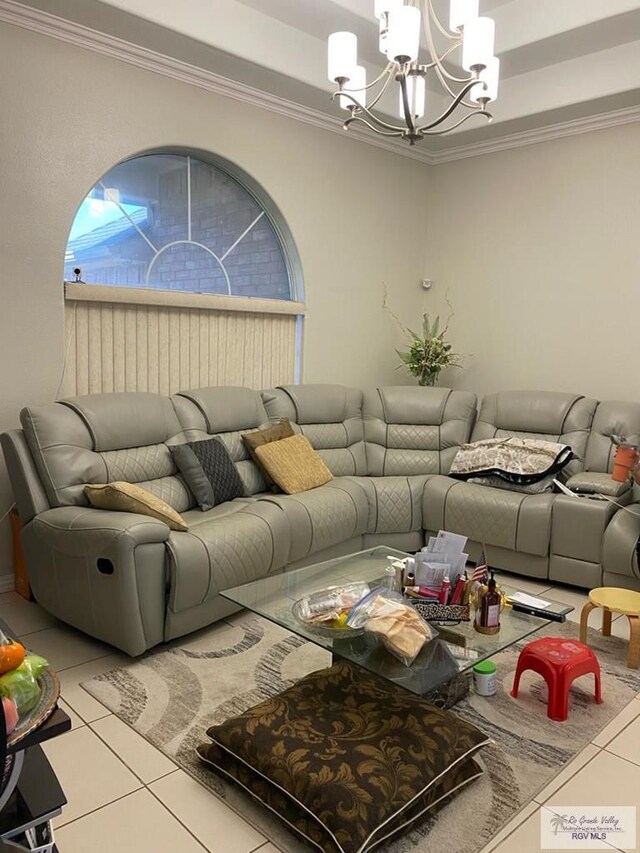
xmin=80 ymin=615 xmax=640 ymax=853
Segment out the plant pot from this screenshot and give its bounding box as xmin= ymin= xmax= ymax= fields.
xmin=612 ymin=445 xmax=638 ymax=482
xmin=418 ymin=374 xmax=437 ymax=387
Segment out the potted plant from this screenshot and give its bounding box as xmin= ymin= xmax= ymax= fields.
xmin=395 ymin=313 xmax=462 ymax=386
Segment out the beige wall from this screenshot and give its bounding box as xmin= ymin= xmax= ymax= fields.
xmin=425 ymin=122 xmax=640 ymax=400
xmin=4 ymin=20 xmax=638 ymax=586
xmin=0 ymin=23 xmax=430 ymax=578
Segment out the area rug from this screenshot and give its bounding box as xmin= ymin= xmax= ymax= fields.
xmin=82 ymin=615 xmax=640 ymax=853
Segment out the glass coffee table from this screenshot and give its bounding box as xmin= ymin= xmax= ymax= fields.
xmin=221 ymin=546 xmax=574 ymax=705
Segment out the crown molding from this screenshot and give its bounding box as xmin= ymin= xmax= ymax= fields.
xmin=1 ymin=0 xmax=639 ymax=167
xmin=428 ymin=103 xmax=640 ymax=163
xmin=0 ymin=0 xmax=435 ymax=165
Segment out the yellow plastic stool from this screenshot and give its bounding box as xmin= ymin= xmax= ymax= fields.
xmin=580 ymin=587 xmax=640 ymax=669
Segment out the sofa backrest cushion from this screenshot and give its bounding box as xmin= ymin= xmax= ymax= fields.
xmin=172 ymin=387 xmax=270 ymax=495
xmin=261 ymin=385 xmax=367 ymax=476
xmin=472 ymin=391 xmax=597 ymax=474
xmin=585 ymin=400 xmax=640 ymax=473
xmin=21 ymin=392 xmax=191 ymax=510
xmin=363 ymin=386 xmax=477 ymax=476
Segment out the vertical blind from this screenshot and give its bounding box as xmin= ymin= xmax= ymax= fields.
xmin=62 ymin=284 xmax=304 ymax=397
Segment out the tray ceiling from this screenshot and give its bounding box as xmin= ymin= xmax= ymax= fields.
xmin=6 ymin=0 xmax=640 ymax=160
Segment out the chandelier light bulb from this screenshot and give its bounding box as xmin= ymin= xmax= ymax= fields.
xmin=449 ymin=0 xmax=479 ymax=33
xmin=386 ymin=5 xmax=421 ymax=63
xmin=398 ymin=74 xmax=426 ymax=120
xmin=340 ymin=65 xmax=367 ymax=110
xmin=470 ymin=56 xmax=500 ymax=103
xmin=376 ymin=0 xmax=404 ymax=55
xmin=327 ymin=31 xmax=358 ymax=82
xmin=374 ymin=0 xmax=403 ymax=20
xmin=462 ymin=16 xmax=495 ymax=71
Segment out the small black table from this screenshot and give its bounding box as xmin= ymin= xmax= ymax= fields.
xmin=0 ymin=616 xmax=70 ymax=852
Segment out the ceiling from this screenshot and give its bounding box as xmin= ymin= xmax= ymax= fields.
xmin=6 ymin=0 xmax=640 ymax=160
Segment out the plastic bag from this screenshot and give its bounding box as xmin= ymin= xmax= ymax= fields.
xmin=348 ymin=589 xmax=435 ymax=666
xmin=0 ymin=654 xmax=48 ymax=716
xmin=298 ymin=582 xmax=370 ymax=624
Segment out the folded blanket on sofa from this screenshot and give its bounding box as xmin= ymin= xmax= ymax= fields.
xmin=449 ymin=437 xmax=572 ymax=485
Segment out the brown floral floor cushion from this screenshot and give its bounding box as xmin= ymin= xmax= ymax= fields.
xmin=197 ymin=660 xmax=489 ymax=853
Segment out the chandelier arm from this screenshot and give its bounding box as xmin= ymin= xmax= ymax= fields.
xmin=416 ymin=79 xmax=482 ymax=131
xmin=421 ymin=4 xmax=477 ymax=86
xmin=437 ymin=43 xmax=463 ymax=63
xmin=419 ymin=109 xmax=492 ymax=136
xmin=432 ymin=62 xmax=482 ymax=106
xmin=337 ymin=95 xmax=410 ymax=133
xmin=341 ymin=61 xmax=395 ymax=93
xmin=425 ymin=0 xmax=457 ymax=41
xmin=432 ymin=62 xmax=457 ymax=96
xmin=343 ymin=115 xmax=403 ymax=137
xmin=437 ymin=65 xmax=478 ymax=84
xmin=367 ymin=66 xmax=398 ymax=111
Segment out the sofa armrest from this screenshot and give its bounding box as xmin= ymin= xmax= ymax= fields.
xmin=32 ymin=506 xmax=171 ymax=552
xmin=602 ymin=504 xmax=640 ymax=582
xmin=0 ymin=429 xmax=50 ymax=522
xmin=565 ymin=473 xmax=631 ymax=498
xmin=24 ymin=507 xmax=171 ymax=656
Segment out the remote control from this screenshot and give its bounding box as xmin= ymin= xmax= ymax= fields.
xmin=509 ymin=603 xmax=566 ymax=622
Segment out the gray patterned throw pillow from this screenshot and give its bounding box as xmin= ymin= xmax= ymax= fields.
xmin=171 ymin=438 xmax=245 ymax=511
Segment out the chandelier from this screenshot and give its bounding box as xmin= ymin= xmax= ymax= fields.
xmin=327 ymin=0 xmax=499 ymax=145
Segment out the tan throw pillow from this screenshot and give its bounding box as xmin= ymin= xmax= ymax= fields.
xmin=254 ymin=434 xmax=333 ymax=494
xmin=85 ymin=482 xmax=188 ymax=531
xmin=241 ymin=418 xmax=295 ymax=491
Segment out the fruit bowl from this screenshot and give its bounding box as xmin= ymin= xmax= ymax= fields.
xmin=291 ymin=584 xmax=368 ymax=639
xmin=6 ymin=668 xmax=60 ymax=749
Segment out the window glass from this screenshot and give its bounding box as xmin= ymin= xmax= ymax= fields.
xmin=65 ymin=152 xmax=294 ymax=300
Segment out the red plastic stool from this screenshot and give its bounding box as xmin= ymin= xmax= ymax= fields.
xmin=511 ymin=637 xmax=603 ymax=722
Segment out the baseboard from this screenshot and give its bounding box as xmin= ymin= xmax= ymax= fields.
xmin=0 ymin=575 xmax=16 ymax=594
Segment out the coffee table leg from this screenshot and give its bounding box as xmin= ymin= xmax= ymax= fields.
xmin=602 ymin=608 xmax=612 ymax=637
xmin=580 ymin=602 xmax=596 ymax=644
xmin=628 ymin=616 xmax=640 ymax=669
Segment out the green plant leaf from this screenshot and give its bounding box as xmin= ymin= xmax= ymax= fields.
xmin=395 ymin=350 xmax=413 ymax=364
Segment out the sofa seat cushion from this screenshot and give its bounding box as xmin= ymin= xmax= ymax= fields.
xmin=198 ymin=660 xmax=487 ymax=853
xmin=423 ymin=476 xmax=554 ymax=557
xmin=179 ymin=499 xmax=252 ymax=528
xmin=257 ymin=478 xmax=368 ymax=562
xmin=348 ymin=475 xmax=429 ymax=534
xmin=166 ymin=500 xmax=290 ymax=613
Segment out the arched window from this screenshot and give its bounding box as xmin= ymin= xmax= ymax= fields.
xmin=65 ymin=151 xmax=301 ymax=301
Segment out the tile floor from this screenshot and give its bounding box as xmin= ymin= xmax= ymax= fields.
xmin=2 ymin=574 xmax=639 ymax=853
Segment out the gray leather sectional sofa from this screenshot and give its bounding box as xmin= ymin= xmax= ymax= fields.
xmin=2 ymin=384 xmax=640 ymax=655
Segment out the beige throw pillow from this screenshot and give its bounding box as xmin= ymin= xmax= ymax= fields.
xmin=85 ymin=482 xmax=188 ymax=531
xmin=254 ymin=434 xmax=333 ymax=494
xmin=241 ymin=418 xmax=295 ymax=491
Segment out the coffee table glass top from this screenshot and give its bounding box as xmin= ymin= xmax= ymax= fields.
xmin=221 ymin=547 xmax=574 ymax=697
